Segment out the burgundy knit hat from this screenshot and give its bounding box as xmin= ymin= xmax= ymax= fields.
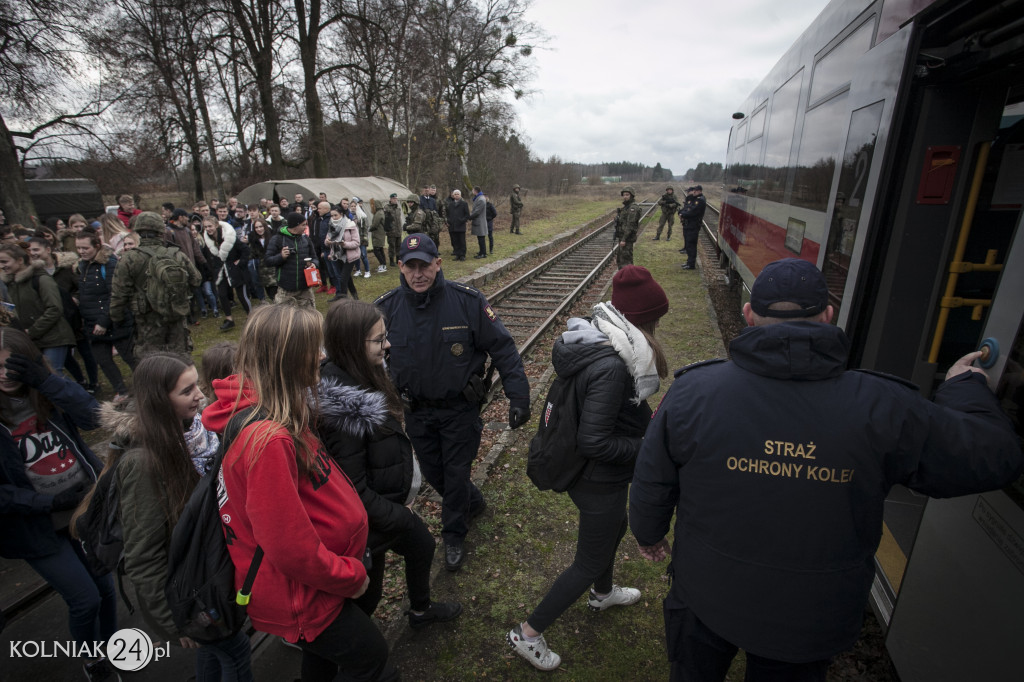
xmin=611 ymin=266 xmax=669 ymax=326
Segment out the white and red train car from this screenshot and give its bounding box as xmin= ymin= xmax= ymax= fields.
xmin=720 ymin=0 xmax=1024 ymax=679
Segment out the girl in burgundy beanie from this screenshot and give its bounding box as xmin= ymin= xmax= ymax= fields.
xmin=507 ymin=266 xmax=669 ymax=671
xmin=611 ymin=265 xmax=670 ymax=328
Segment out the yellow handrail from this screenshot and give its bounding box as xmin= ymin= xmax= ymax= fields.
xmin=927 ymin=141 xmax=992 ymax=364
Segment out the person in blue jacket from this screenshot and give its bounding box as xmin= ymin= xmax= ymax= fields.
xmin=0 ymin=327 xmax=116 ymax=680
xmin=629 ymin=258 xmax=1024 ymax=682
xmin=375 ymin=234 xmax=530 ymax=572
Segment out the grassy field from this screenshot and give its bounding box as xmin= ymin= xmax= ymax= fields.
xmin=381 ymin=208 xmax=733 ymax=680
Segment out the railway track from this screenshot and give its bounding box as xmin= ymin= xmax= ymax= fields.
xmin=481 ymin=200 xmax=658 ymax=402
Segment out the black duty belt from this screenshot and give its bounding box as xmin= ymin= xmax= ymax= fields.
xmin=405 ymin=395 xmax=469 ymax=411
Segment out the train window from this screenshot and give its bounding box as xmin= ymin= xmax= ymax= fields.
xmin=757 ymin=70 xmax=803 ymax=204
xmin=734 ymin=120 xmax=748 ymax=150
xmin=785 ymin=217 xmax=806 ymax=254
xmin=749 ymin=105 xmax=767 ymax=141
xmin=792 ymin=92 xmax=849 ymax=213
xmin=821 ymin=101 xmax=885 ymax=314
xmin=809 ymin=18 xmax=874 ymax=106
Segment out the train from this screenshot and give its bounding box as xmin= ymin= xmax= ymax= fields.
xmin=716 ymin=0 xmax=1023 ymax=679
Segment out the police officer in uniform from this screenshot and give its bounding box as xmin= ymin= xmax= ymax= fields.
xmin=614 ymin=187 xmax=642 ymax=268
xmin=376 ymin=234 xmax=530 ymax=571
xmin=629 ymin=258 xmax=1023 ymax=682
xmin=678 ymin=185 xmax=706 ymax=270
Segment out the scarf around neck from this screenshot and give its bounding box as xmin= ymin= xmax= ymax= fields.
xmin=591 ymin=302 xmax=659 ymax=403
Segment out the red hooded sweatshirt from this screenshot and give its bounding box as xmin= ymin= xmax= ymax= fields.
xmin=202 ymin=376 xmax=368 ymax=643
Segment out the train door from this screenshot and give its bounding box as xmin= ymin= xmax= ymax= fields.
xmin=881 ymin=84 xmax=1024 ymax=681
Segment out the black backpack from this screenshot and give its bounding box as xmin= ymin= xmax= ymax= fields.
xmin=164 ymin=410 xmax=265 ymax=644
xmin=486 ymin=202 xmax=497 ymax=221
xmin=526 ymin=374 xmax=588 ymax=492
xmin=74 ymin=454 xmax=134 ymax=612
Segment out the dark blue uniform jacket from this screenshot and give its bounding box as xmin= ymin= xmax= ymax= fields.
xmin=678 ymin=194 xmax=706 ymax=228
xmin=0 ymin=376 xmax=102 ymax=559
xmin=629 ymin=321 xmax=1022 ymax=663
xmin=375 ymin=271 xmax=529 ymax=410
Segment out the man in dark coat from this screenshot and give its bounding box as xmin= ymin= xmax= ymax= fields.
xmin=629 ymin=258 xmax=1023 ymax=682
xmin=264 ymin=212 xmax=320 ymax=308
xmin=446 ymin=190 xmax=470 ymax=261
xmin=678 ymin=185 xmax=706 ymax=270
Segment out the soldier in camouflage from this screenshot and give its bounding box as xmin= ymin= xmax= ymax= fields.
xmin=404 ymin=194 xmax=427 ymax=234
xmin=384 ymin=193 xmax=404 ymax=266
xmin=614 ymin=187 xmax=643 ymax=268
xmin=654 ymin=186 xmax=680 ymax=240
xmin=109 ymin=212 xmax=202 ymax=356
xmin=509 ymin=184 xmax=524 ymax=234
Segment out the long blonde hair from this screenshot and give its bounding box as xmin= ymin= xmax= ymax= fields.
xmin=232 ymin=304 xmax=324 ymax=472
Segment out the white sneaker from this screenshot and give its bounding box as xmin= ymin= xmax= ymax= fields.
xmin=588 ymin=585 xmax=641 ymax=612
xmin=354 ymin=270 xmax=362 ymax=277
xmin=363 ymin=270 xmax=371 ymax=278
xmin=507 ymin=625 xmax=560 ymax=671
xmin=377 ymin=265 xmax=387 ymax=273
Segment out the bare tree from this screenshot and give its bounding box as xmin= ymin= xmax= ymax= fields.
xmin=0 ymin=0 xmax=109 ymax=224
xmin=419 ymin=0 xmax=540 ymax=189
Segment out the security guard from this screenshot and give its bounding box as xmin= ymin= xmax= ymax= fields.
xmin=613 ymin=187 xmax=642 ymax=268
xmin=678 ymin=185 xmax=706 ymax=270
xmin=629 ymin=258 xmax=1023 ymax=681
xmin=376 ymin=234 xmax=530 ymax=571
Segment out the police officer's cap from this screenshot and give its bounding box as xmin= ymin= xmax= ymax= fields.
xmin=389 ymin=193 xmax=398 ymax=199
xmin=693 ymin=185 xmax=703 ymax=191
xmin=399 ymin=234 xmax=439 ymax=264
xmin=750 ymin=258 xmax=829 ymax=319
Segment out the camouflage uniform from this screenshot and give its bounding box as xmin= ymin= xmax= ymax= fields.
xmin=509 ymin=185 xmax=524 ymax=234
xmin=384 ymin=201 xmax=404 ymax=266
xmin=614 ymin=188 xmax=643 ymax=268
xmin=404 ymin=195 xmax=427 ymax=235
xmin=109 ymin=213 xmax=202 ymax=357
xmin=655 ymin=188 xmax=680 ymax=240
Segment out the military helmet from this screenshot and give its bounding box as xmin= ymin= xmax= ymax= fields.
xmin=407 ymin=194 xmax=419 ymax=202
xmin=513 ymin=184 xmax=521 ymax=190
xmin=621 ymin=186 xmax=636 ymax=197
xmin=133 ymin=211 xmax=164 ymax=234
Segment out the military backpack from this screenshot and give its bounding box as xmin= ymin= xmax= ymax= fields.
xmin=139 ymin=246 xmax=192 ymax=321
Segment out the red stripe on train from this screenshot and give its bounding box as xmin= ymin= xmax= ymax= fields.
xmin=720 ymin=201 xmax=820 ymax=277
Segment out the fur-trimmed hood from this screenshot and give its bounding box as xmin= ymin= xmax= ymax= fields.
xmin=98 ymin=399 xmax=139 ymax=449
xmin=2 ymin=258 xmax=46 ymax=285
xmin=54 ymin=250 xmax=79 ymax=270
xmin=316 ymin=376 xmax=389 ymax=440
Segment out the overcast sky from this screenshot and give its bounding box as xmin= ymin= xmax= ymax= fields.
xmin=511 ymin=0 xmax=833 ymax=177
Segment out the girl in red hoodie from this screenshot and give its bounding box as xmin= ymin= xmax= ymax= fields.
xmin=202 ymin=304 xmax=398 ymax=682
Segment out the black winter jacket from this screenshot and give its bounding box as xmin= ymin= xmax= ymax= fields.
xmin=552 ymin=336 xmax=651 ymax=490
xmin=0 ymin=375 xmax=102 ymax=559
xmin=629 ymin=321 xmax=1023 ymax=663
xmin=316 ymin=363 xmax=418 ymax=554
xmin=264 ymin=227 xmax=319 ymax=292
xmin=76 ymin=249 xmax=132 ymax=341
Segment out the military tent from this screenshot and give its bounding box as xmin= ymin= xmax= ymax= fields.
xmin=235 ymin=176 xmax=413 ymax=208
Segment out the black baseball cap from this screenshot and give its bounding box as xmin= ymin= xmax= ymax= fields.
xmin=750 ymin=258 xmax=829 ymax=318
xmin=398 ymin=234 xmax=439 ymax=263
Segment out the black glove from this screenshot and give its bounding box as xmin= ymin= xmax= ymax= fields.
xmin=508 ymin=405 xmax=530 ymax=430
xmin=5 ymin=353 xmax=49 ymax=389
xmin=51 ymin=482 xmax=89 ymax=511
